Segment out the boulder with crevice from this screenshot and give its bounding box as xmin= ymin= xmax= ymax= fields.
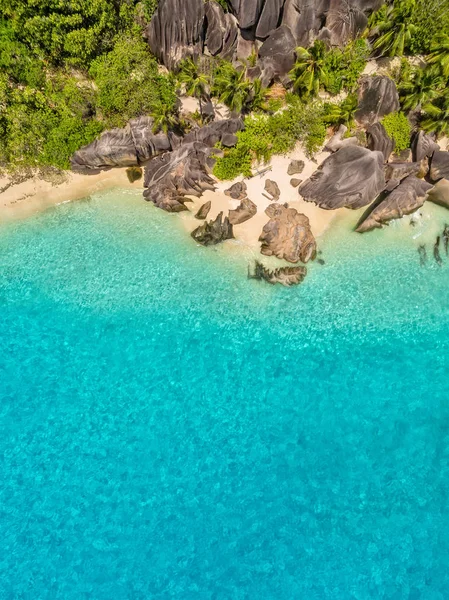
xmin=430 ymin=151 xmax=449 ymax=182
xmin=355 ymin=76 xmax=400 ymax=126
xmin=366 ymin=122 xmax=394 ymax=161
xmin=191 ymin=211 xmax=234 ymax=245
xmin=229 ymin=197 xmax=257 ymax=224
xmin=299 ymin=146 xmax=385 ymax=209
xmin=143 ymin=142 xmax=217 ymax=212
xmin=259 ymin=203 xmax=317 ymax=263
xmin=412 ymin=130 xmax=439 ymax=163
xmin=145 ymin=0 xmax=205 ymax=70
xmin=258 ymin=25 xmax=296 ymax=85
xmin=204 ymin=1 xmax=239 ymax=58
xmin=356 ymin=175 xmax=433 ymax=232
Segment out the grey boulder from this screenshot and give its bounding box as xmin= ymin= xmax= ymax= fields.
xmin=355 ymin=76 xmax=400 ymax=126
xmin=225 ymin=181 xmax=247 ymax=200
xmin=356 ymin=176 xmax=433 ymax=232
xmin=412 ymin=130 xmax=439 ymax=163
xmin=287 ymin=159 xmax=305 ymax=175
xmin=195 ymin=200 xmax=212 ymax=219
xmin=427 ymin=179 xmax=449 ymax=209
xmin=264 ymin=179 xmax=281 ymax=200
xmin=430 ymin=151 xmax=449 ymax=182
xmin=259 ymin=203 xmax=317 ymax=263
xmin=299 ymin=146 xmax=385 ymax=209
xmin=366 ymin=122 xmax=394 ymax=161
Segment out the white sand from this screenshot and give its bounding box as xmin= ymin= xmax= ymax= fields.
xmin=0 ymin=169 xmax=141 ymax=223
xmin=180 ymin=143 xmax=356 ymax=255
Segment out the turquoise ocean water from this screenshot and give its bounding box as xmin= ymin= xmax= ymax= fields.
xmin=1 ymin=189 xmax=449 ymax=599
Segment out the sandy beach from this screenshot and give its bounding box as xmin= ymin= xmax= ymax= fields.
xmin=0 ymin=168 xmax=141 ymax=223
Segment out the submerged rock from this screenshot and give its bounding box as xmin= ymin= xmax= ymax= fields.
xmin=191 ymin=211 xmax=234 ymax=245
xmin=228 ymin=197 xmax=257 ymax=225
xmin=299 ymin=146 xmax=385 ymax=210
xmin=355 ymin=76 xmax=400 ymax=126
xmin=195 ymin=200 xmax=212 ymax=219
xmin=259 ymin=203 xmax=317 ymax=263
xmin=287 ymin=160 xmax=305 ymax=176
xmin=429 ymin=151 xmax=449 ymax=182
xmin=366 ymin=122 xmax=394 ymax=161
xmin=356 ymin=176 xmax=433 ymax=232
xmin=248 ymin=260 xmax=307 ymax=286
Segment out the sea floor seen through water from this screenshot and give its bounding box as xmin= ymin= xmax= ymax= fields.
xmin=1 ymin=189 xmax=449 ymax=599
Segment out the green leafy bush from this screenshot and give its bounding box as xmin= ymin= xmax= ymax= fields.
xmin=381 ymin=112 xmax=411 ymax=152
xmin=90 ymin=35 xmax=177 ymax=127
xmin=323 ymin=40 xmax=369 ymax=94
xmin=213 ymin=97 xmax=326 ymax=180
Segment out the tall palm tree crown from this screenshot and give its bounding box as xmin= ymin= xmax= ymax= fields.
xmin=289 ymin=40 xmax=329 ymax=99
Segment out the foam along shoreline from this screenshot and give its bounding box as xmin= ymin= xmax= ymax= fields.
xmin=0 ymin=168 xmax=141 ymax=223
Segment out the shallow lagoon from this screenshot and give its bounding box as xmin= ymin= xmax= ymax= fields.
xmin=1 ymin=190 xmax=449 ymax=598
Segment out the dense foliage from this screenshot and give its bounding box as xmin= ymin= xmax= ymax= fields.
xmin=381 ymin=112 xmax=411 ymax=152
xmin=213 ymin=97 xmax=326 ymax=180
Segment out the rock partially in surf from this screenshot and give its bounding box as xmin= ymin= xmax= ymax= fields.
xmin=287 ymin=159 xmax=305 ymax=176
xmin=355 ymin=76 xmax=400 ymax=126
xmin=191 ymin=211 xmax=234 ymax=245
xmin=195 ymin=200 xmax=212 ymax=219
xmin=143 ymin=142 xmax=216 ymax=212
xmin=366 ymin=122 xmax=394 ymax=161
xmin=299 ymin=146 xmax=385 ymax=209
xmin=290 ymin=178 xmax=302 ymax=187
xmin=356 ymin=176 xmax=433 ymax=232
xmin=248 ymin=260 xmax=307 ymax=287
xmin=259 ymin=203 xmax=317 ymax=263
xmin=429 ymin=151 xmax=449 ymax=182
xmin=229 ymin=197 xmax=257 ymax=225
xmin=225 ymin=181 xmax=247 ymax=200
xmin=264 ymin=179 xmax=281 ymax=200
xmin=427 ymin=179 xmax=449 ymax=209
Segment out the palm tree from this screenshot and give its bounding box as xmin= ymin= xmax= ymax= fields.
xmin=178 ymin=58 xmax=210 ymax=118
xmin=323 ymin=94 xmax=358 ymax=127
xmin=421 ymin=92 xmax=449 ymax=137
xmin=427 ymin=34 xmax=449 ymax=79
xmin=399 ymin=66 xmax=443 ymax=111
xmin=369 ymin=0 xmax=416 ymax=57
xmin=289 ymin=40 xmax=329 ymax=99
xmin=151 ymin=102 xmax=178 ymax=134
xmin=212 ymin=62 xmax=252 ymax=113
xmin=246 ymin=78 xmax=269 ymax=112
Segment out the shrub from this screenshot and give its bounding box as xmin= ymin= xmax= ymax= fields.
xmin=381 ymin=112 xmax=411 ymax=152
xmin=323 ymin=40 xmax=369 ymax=94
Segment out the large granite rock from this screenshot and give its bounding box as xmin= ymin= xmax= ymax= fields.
xmin=204 ymin=1 xmax=239 ymax=58
xmin=229 ymin=197 xmax=257 ymax=224
xmin=143 ymin=142 xmax=216 ymax=211
xmin=356 ymin=176 xmax=433 ymax=232
xmin=264 ymin=179 xmax=281 ymax=200
xmin=195 ymin=200 xmax=212 ymax=219
xmin=259 ymin=203 xmax=317 ymax=263
xmin=384 ymin=161 xmax=421 ymax=191
xmin=299 ymin=146 xmax=385 ymax=209
xmin=258 ymin=25 xmax=296 ymax=85
xmin=427 ymin=179 xmax=449 ymax=209
xmin=355 ymin=76 xmax=400 ymax=126
xmin=412 ymin=130 xmax=439 ymax=163
xmin=145 ymin=0 xmax=205 ymax=70
xmin=71 ymin=117 xmax=172 ymax=171
xmin=72 ymin=118 xmax=243 ymax=173
xmin=430 ymin=151 xmax=449 ymax=182
xmin=366 ymin=122 xmax=394 ymax=161
xmin=325 ymin=124 xmax=360 ymax=152
xmin=248 ymin=260 xmax=307 ymax=286
xmin=191 ymin=211 xmax=234 ymax=245
xmin=225 ymin=181 xmax=247 ymax=200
